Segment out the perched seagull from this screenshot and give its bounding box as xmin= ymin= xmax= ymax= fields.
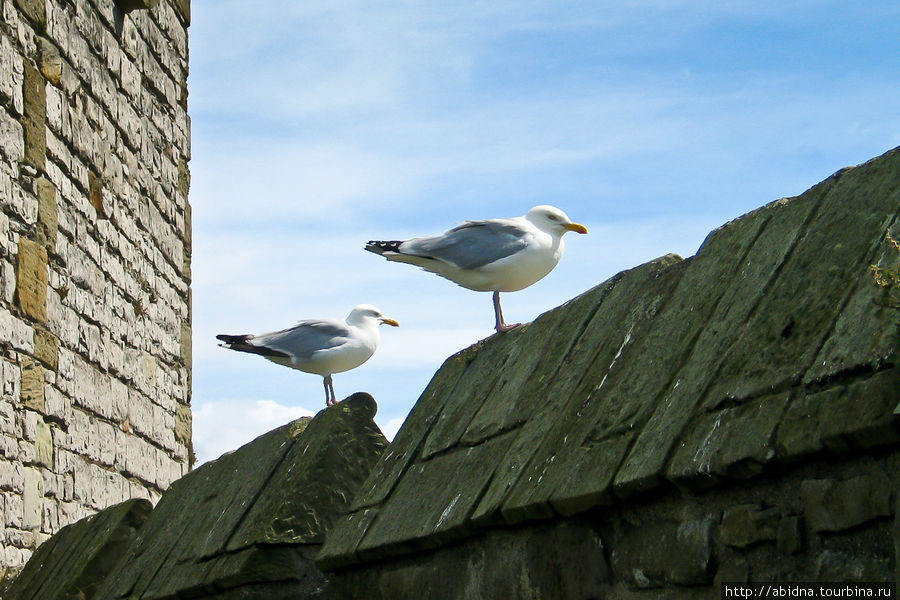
xmin=365 ymin=205 xmax=587 ymax=333
xmin=216 ymin=304 xmax=399 ymax=406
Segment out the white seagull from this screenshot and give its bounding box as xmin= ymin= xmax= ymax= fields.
xmin=365 ymin=205 xmax=588 ymax=333
xmin=216 ymin=304 xmax=399 ymax=406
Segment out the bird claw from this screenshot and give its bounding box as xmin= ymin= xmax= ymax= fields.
xmin=496 ymin=322 xmax=521 ymax=333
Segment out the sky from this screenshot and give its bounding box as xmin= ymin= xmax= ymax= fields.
xmin=186 ymin=0 xmax=900 ymax=464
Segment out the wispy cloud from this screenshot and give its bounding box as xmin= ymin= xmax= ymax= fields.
xmin=188 ymin=0 xmax=900 ymax=464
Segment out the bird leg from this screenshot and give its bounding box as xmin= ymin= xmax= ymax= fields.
xmin=493 ymin=291 xmax=521 ymax=333
xmin=324 ymin=375 xmax=337 ymax=406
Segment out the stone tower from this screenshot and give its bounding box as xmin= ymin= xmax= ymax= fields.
xmin=0 ymin=0 xmax=191 ymax=576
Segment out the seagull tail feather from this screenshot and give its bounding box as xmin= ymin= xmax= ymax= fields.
xmin=365 ymin=240 xmax=403 ymax=256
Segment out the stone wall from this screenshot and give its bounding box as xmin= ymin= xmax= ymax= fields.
xmin=0 ymin=0 xmax=191 ymax=577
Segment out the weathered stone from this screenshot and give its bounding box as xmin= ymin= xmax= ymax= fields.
xmin=16 ymin=237 xmax=48 ymax=323
xmin=20 ymin=358 xmax=44 ymax=413
xmin=356 ymin=432 xmax=514 ymax=561
xmin=34 ymin=418 xmax=53 ymax=468
xmin=667 ymin=393 xmax=789 ymax=487
xmin=174 ymin=403 xmax=191 ymax=446
xmin=180 ymin=319 xmax=191 ymax=368
xmin=814 ymin=549 xmax=894 ymax=582
xmin=349 ymin=353 xmax=467 ymax=511
xmin=21 ymin=61 xmax=46 ymax=171
xmin=614 ymin=196 xmax=791 ymax=496
xmin=776 ymin=369 xmax=900 ymax=460
xmin=172 ymin=0 xmax=190 ymax=25
xmin=3 ymin=498 xmax=152 ymax=600
xmin=719 ymin=504 xmax=780 ymax=548
xmin=36 ymin=177 xmax=57 ymax=249
xmin=33 ymin=327 xmax=58 ymax=370
xmin=800 ymin=474 xmax=892 ymax=532
xmin=496 ymin=256 xmax=684 ymax=523
xmin=88 ymin=172 xmax=105 ymax=218
xmin=707 ymin=160 xmax=900 ymax=403
xmin=37 ymin=38 xmax=62 ymax=86
xmin=326 ymin=518 xmax=610 ymax=600
xmin=22 ymin=466 xmax=43 ymax=530
xmin=94 ymin=395 xmax=387 ymax=600
xmin=115 ymin=0 xmax=160 ymax=12
xmin=609 ymin=517 xmax=715 ymax=587
xmin=777 ymin=515 xmax=804 ymax=555
xmin=14 ymin=0 xmax=45 ymax=28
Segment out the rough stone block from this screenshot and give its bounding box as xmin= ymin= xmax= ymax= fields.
xmin=719 ymin=504 xmax=780 ymax=548
xmin=16 ymin=237 xmax=48 ymax=323
xmin=800 ymin=474 xmax=892 ymax=533
xmin=36 ymin=177 xmax=58 ymax=249
xmin=20 ymin=358 xmax=45 ymax=413
xmin=174 ymin=403 xmax=191 ymax=447
xmin=14 ymin=0 xmax=46 ymax=28
xmin=34 ymin=419 xmax=53 ymax=469
xmin=357 ymin=432 xmax=514 ymax=561
xmin=777 ymin=369 xmax=900 ymax=460
xmin=33 ymin=328 xmax=58 ymax=370
xmin=22 ymin=61 xmax=46 ymax=171
xmin=4 ymin=498 xmax=152 ymax=600
xmin=667 ymin=393 xmax=789 ymax=487
xmin=777 ymin=515 xmax=804 ymax=555
xmin=609 ymin=517 xmax=715 ymax=587
xmin=22 ymin=467 xmax=44 ymax=530
xmin=38 ymin=37 xmax=62 ymax=86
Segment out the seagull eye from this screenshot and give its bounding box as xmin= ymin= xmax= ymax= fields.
xmin=548 ymin=214 xmax=558 ymax=220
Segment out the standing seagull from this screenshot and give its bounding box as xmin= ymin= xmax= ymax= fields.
xmin=365 ymin=205 xmax=587 ymax=333
xmin=216 ymin=304 xmax=399 ymax=406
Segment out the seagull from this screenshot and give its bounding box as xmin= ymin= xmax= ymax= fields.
xmin=365 ymin=205 xmax=587 ymax=333
xmin=216 ymin=304 xmax=399 ymax=406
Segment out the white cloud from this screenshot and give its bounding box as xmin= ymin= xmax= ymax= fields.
xmin=192 ymin=398 xmax=316 ymax=465
xmin=187 ymin=0 xmax=900 ymax=470
xmin=379 ymin=417 xmax=406 ymax=441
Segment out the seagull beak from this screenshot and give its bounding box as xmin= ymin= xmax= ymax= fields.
xmin=564 ymin=222 xmax=588 ymax=234
xmin=380 ymin=317 xmax=400 ymax=327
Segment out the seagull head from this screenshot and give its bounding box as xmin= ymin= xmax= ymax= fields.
xmin=525 ymin=205 xmax=588 ymax=236
xmin=347 ymin=304 xmax=400 ymax=328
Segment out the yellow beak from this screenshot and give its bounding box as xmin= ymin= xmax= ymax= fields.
xmin=380 ymin=318 xmax=400 ymax=327
xmin=564 ymin=222 xmax=589 ymax=234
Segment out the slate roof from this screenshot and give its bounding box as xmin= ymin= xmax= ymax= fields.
xmin=318 ymin=146 xmax=900 ymax=570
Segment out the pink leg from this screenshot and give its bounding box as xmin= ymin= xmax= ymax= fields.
xmin=493 ymin=291 xmax=520 ymax=333
xmin=324 ymin=375 xmax=337 ymax=406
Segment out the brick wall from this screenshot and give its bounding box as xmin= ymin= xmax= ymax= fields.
xmin=0 ymin=0 xmax=191 ymax=576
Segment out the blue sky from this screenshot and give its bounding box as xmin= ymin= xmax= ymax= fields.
xmin=186 ymin=1 xmax=900 ymax=464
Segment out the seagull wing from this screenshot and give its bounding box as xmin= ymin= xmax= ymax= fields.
xmin=251 ymin=319 xmax=351 ymax=360
xmin=401 ymin=219 xmax=529 ymax=270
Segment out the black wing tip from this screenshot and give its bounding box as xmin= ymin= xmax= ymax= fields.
xmin=216 ymin=334 xmax=291 ymax=359
xmin=365 ymin=240 xmax=402 ymax=255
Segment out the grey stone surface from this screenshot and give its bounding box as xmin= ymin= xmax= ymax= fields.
xmin=92 ymin=393 xmax=387 ymax=600
xmin=719 ymin=504 xmax=780 ymax=548
xmin=609 ymin=517 xmax=715 ymax=587
xmin=4 ymin=498 xmax=151 ymax=600
xmin=800 ymin=474 xmax=893 ymax=533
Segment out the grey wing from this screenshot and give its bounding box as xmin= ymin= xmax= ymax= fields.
xmin=401 ymin=220 xmax=529 ymax=270
xmin=252 ymin=320 xmax=350 ymax=360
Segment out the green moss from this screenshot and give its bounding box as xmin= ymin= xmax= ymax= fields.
xmin=870 ymin=233 xmax=900 ymax=309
